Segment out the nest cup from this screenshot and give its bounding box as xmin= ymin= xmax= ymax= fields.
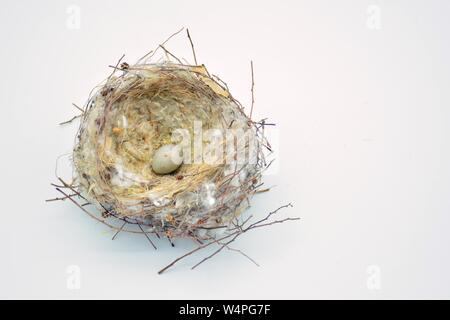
xmin=73 ymin=62 xmax=266 ymax=239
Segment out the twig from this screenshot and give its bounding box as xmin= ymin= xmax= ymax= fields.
xmin=250 ymin=60 xmax=255 ymax=120
xmin=224 ymin=245 xmax=260 ymax=267
xmin=167 ymin=236 xmax=175 ymax=247
xmin=246 ymin=203 xmax=293 ymax=230
xmin=140 ymin=27 xmax=185 ymax=63
xmin=158 ymin=204 xmax=297 ymax=274
xmin=112 ymin=221 xmax=127 ymax=240
xmin=186 ymin=28 xmax=198 ymax=65
xmin=108 ymin=54 xmax=125 ymax=81
xmin=54 ymin=187 xmax=157 ymax=235
xmin=45 ymin=193 xmax=77 ymax=202
xmin=138 ymin=223 xmax=157 ymax=250
xmin=51 ymin=183 xmax=71 ymax=189
xmin=249 ymin=217 xmax=300 ymax=230
xmin=158 ymin=230 xmax=239 ymax=275
xmin=191 ymin=233 xmax=240 ymax=270
xmin=161 ymin=27 xmax=185 ymax=46
xmin=59 ymin=102 xmax=85 ymax=126
xmin=56 ymin=188 xmax=111 ymax=225
xmin=58 ymin=177 xmax=75 ymax=189
xmin=72 ymin=103 xmax=84 ymax=113
xmin=192 ymin=208 xmax=297 ymax=271
xmin=159 ymin=45 xmax=183 ymax=64
xmin=59 ymin=114 xmax=82 ymax=126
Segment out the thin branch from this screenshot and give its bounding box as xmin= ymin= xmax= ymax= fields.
xmin=139 ymin=27 xmax=185 ymax=63
xmin=225 ymin=245 xmax=260 ymax=267
xmin=72 ymin=103 xmax=84 ymax=113
xmin=59 ymin=114 xmax=82 ymax=126
xmin=138 ymin=223 xmax=157 ymax=250
xmin=112 ymin=221 xmax=127 ymax=240
xmin=108 ymin=54 xmax=125 ymax=81
xmin=246 ymin=203 xmax=293 ymax=230
xmin=249 ymin=217 xmax=300 ymax=230
xmin=250 ymin=60 xmax=255 ymax=120
xmin=255 ymin=188 xmax=271 ymax=194
xmin=158 ymin=230 xmax=240 ymax=275
xmin=159 ymin=45 xmax=183 ymax=64
xmin=51 ymin=183 xmax=72 ymax=189
xmin=186 ymin=28 xmax=198 ymax=65
xmin=54 ymin=187 xmax=157 ymax=235
xmin=58 ymin=177 xmax=75 ymax=189
xmin=191 ymin=233 xmax=240 ymax=270
xmin=161 ymin=27 xmax=185 ymax=47
xmin=56 ymin=188 xmax=110 ymax=225
xmin=45 ymin=193 xmax=77 ymax=202
xmin=158 ymin=204 xmax=297 ymax=274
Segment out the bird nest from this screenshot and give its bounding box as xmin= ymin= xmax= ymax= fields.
xmin=51 ymin=29 xmax=297 ymax=273
xmin=73 ymin=62 xmax=264 ymax=239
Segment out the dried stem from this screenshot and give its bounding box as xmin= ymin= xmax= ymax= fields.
xmin=159 ymin=45 xmax=183 ymax=64
xmin=45 ymin=194 xmax=77 ymax=202
xmin=138 ymin=223 xmax=157 ymax=250
xmin=191 ymin=232 xmax=240 ymax=270
xmin=55 ymin=187 xmax=158 ymax=236
xmin=224 ymin=244 xmax=260 ymax=267
xmin=158 ymin=203 xmax=297 ymax=274
xmin=108 ymin=54 xmax=125 ymax=80
xmin=138 ymin=27 xmax=185 ymax=64
xmin=72 ymin=103 xmax=84 ymax=113
xmin=59 ymin=114 xmax=82 ymax=126
xmin=186 ymin=28 xmax=198 ymax=65
xmin=112 ymin=221 xmax=127 ymax=240
xmin=250 ymin=60 xmax=255 ymax=120
xmin=157 ymin=230 xmax=240 ymax=275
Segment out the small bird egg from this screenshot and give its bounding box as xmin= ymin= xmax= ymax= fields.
xmin=152 ymin=144 xmax=183 ymax=175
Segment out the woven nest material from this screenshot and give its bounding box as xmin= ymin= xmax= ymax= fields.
xmin=73 ymin=62 xmax=267 ymax=239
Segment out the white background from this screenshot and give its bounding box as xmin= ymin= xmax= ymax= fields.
xmin=1 ymin=0 xmax=450 ymax=299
